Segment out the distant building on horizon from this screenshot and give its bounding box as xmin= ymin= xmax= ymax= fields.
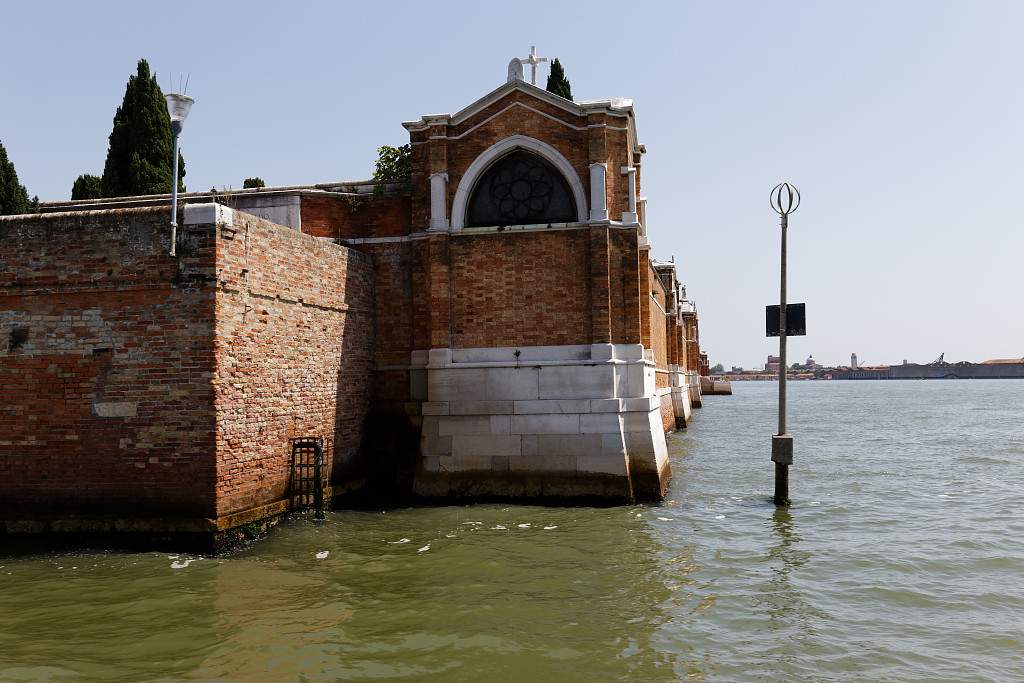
xmin=851 ymin=353 xmax=858 ymax=369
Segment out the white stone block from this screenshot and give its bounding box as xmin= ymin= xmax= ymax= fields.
xmin=579 ymin=413 xmax=623 ymax=434
xmin=601 ymin=433 xmax=627 ymax=456
xmin=184 ymin=203 xmax=233 ymax=227
xmin=613 ymin=343 xmax=645 ymax=361
xmin=490 ymin=415 xmax=511 ymax=434
xmin=453 ymin=345 xmax=589 ymax=363
xmin=421 ymin=415 xmax=440 ymax=437
xmin=590 ymin=343 xmax=615 ymax=361
xmin=538 ymin=365 xmax=615 ymax=400
xmin=514 ymin=399 xmax=591 ymax=414
xmin=620 ymin=363 xmax=654 ymax=398
xmin=621 ymin=396 xmax=658 ymax=412
xmin=427 ymin=348 xmax=453 ymax=367
xmin=451 ymin=434 xmax=522 ymax=457
xmin=428 ymin=368 xmax=488 ymax=401
xmin=521 ymin=434 xmax=539 ymax=456
xmin=438 ymin=416 xmax=493 ymax=436
xmin=576 ymin=454 xmax=628 ymax=476
xmin=532 ymin=434 xmax=603 ymax=457
xmin=623 ymin=431 xmax=656 ymax=456
xmin=449 ymin=400 xmax=513 ymax=415
xmin=451 ymin=453 xmax=495 ymax=472
xmin=485 ymin=367 xmax=540 ymax=400
xmin=510 ymin=414 xmax=580 ymax=435
xmin=623 ymin=409 xmax=660 ymax=434
xmin=509 ymin=454 xmax=575 ymax=473
xmin=590 ymin=398 xmax=623 ymax=413
xmin=421 ymin=401 xmax=449 ymax=416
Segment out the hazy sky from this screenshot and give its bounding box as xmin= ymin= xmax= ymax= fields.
xmin=3 ymin=1 xmax=1021 ymax=368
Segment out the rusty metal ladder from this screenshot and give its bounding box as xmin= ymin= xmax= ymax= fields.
xmin=288 ymin=437 xmax=330 ymax=520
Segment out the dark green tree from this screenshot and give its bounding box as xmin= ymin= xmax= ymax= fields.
xmin=242 ymin=177 xmax=265 ymax=189
xmin=100 ymin=59 xmax=185 ymax=198
xmin=0 ymin=140 xmax=31 ymax=215
xmin=545 ymin=58 xmax=573 ymax=101
xmin=71 ymin=174 xmax=103 ymax=200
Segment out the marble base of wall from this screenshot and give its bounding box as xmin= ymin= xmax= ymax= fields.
xmin=414 ymin=344 xmax=671 ymax=502
xmin=669 ymin=365 xmax=693 ymax=428
xmin=687 ymin=371 xmax=703 ymax=409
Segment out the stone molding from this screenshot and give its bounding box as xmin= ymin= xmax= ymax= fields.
xmin=449 ymin=135 xmax=589 ymax=230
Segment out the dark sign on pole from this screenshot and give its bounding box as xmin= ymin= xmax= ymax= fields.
xmin=766 ymin=303 xmax=806 ymax=337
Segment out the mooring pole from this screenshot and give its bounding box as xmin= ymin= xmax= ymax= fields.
xmin=775 ymin=211 xmax=789 ymax=505
xmin=769 ymin=182 xmax=799 ymax=506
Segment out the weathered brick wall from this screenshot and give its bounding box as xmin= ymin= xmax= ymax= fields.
xmin=213 ymin=213 xmax=374 ymax=516
xmin=449 ymin=230 xmax=592 ymax=348
xmin=0 ymin=208 xmax=217 ymax=518
xmin=349 ymin=241 xmax=414 ymax=404
xmin=301 ymin=193 xmax=411 ymax=239
xmin=649 ymin=268 xmax=670 ymax=389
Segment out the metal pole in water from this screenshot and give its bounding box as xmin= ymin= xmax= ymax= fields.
xmin=769 ymin=182 xmax=800 ymax=506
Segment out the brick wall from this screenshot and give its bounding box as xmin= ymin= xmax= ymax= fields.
xmin=213 ymin=213 xmax=374 ymax=516
xmin=449 ymin=231 xmax=592 ymax=348
xmin=301 ymin=193 xmax=412 ymax=239
xmin=0 ymin=208 xmax=217 ymax=518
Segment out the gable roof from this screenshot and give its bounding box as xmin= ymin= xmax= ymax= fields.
xmin=402 ymin=79 xmax=634 ymax=131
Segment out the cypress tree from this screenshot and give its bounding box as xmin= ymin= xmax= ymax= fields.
xmin=100 ymin=59 xmax=185 ymax=198
xmin=545 ymin=58 xmax=573 ymax=101
xmin=0 ymin=140 xmax=30 ymax=215
xmin=71 ymin=174 xmax=103 ymax=200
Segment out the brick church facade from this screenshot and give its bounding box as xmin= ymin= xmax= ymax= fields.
xmin=1 ymin=75 xmax=709 ymax=545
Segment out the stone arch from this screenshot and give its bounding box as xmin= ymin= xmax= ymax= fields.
xmin=450 ymin=135 xmax=588 ymax=230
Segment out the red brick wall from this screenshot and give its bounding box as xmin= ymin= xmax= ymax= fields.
xmin=448 ymin=230 xmax=592 ymax=348
xmin=0 ymin=208 xmax=217 ymax=518
xmin=648 ymin=268 xmax=669 ymax=388
xmin=301 ymin=193 xmax=412 ymax=239
xmin=659 ymin=394 xmax=675 ymax=432
xmin=213 ymin=213 xmax=374 ymax=516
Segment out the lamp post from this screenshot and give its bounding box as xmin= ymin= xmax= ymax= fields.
xmin=770 ymin=182 xmax=800 ymax=506
xmin=165 ymin=92 xmax=194 ymax=256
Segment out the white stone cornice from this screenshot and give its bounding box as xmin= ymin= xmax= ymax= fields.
xmin=402 ymin=80 xmax=634 ymax=132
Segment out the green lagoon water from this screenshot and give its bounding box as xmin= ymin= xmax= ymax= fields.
xmin=2 ymin=380 xmax=1023 ymax=682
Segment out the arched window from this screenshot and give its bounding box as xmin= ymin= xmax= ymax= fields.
xmin=465 ymin=150 xmax=578 ymax=227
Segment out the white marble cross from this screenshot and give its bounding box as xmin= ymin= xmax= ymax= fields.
xmin=518 ymin=46 xmax=548 ymax=85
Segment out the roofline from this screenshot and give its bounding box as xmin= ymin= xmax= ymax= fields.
xmin=40 ymin=179 xmax=408 ymax=210
xmin=402 ymin=79 xmax=634 ymax=131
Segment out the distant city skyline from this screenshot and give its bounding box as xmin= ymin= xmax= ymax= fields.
xmin=2 ymin=1 xmax=1021 ymax=368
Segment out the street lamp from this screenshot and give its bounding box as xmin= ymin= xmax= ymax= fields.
xmin=769 ymin=181 xmax=800 ymax=506
xmin=165 ymin=92 xmax=194 ymax=256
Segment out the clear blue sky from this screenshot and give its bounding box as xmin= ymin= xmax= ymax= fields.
xmin=3 ymin=1 xmax=1021 ymax=369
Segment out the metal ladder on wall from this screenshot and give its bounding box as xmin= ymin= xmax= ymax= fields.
xmin=289 ymin=437 xmax=330 ymax=520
